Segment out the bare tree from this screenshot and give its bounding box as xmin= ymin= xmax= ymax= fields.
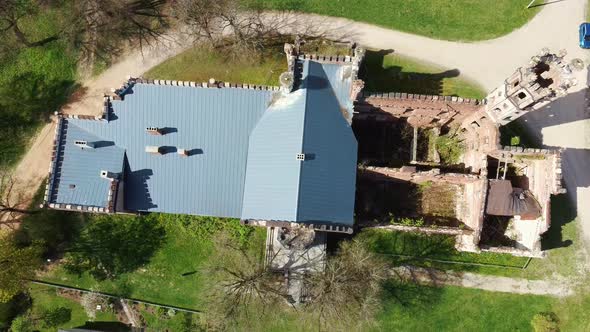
xmin=205 ymin=233 xmax=288 ymax=326
xmin=0 ymin=0 xmax=60 ymax=48
xmin=0 ymin=0 xmax=169 ymax=62
xmin=0 ymin=168 xmax=34 ymax=230
xmin=304 ymin=239 xmax=387 ymax=329
xmin=68 ymin=0 xmax=169 ymax=63
xmin=172 ymin=0 xmax=297 ymax=54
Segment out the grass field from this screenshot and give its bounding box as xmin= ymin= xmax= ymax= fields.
xmin=357 ymin=193 xmax=582 ymax=280
xmin=247 ymin=0 xmax=541 ymax=41
xmin=144 ymin=46 xmax=285 ymax=86
xmin=377 ymin=283 xmax=554 ymax=332
xmin=0 ymin=6 xmax=77 ymax=168
xmin=38 ymin=213 xmax=266 ymax=310
xmin=145 ymin=45 xmax=485 ymax=99
xmin=361 ymin=50 xmax=485 ymax=99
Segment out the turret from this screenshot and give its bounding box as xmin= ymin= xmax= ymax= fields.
xmin=484 ymin=48 xmax=583 ymax=126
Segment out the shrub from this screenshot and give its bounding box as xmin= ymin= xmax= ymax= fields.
xmin=40 ymin=306 xmax=71 ymax=328
xmin=9 ymin=315 xmax=33 ymax=332
xmin=435 ymin=131 xmax=465 ymax=165
xmin=531 ymin=312 xmax=559 ymax=332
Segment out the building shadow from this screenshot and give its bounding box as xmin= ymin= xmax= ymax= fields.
xmin=359 ymin=49 xmax=460 ymax=95
xmin=509 ymin=86 xmax=590 ymax=250
xmin=124 ymin=157 xmax=157 ymax=211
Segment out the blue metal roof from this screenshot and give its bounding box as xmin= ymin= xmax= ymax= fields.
xmin=298 ymin=61 xmax=357 ymax=225
xmin=52 ymin=121 xmax=125 ymax=208
xmin=49 ymin=59 xmax=357 ymax=226
xmin=66 ymin=85 xmax=274 ymax=217
xmin=242 ymin=60 xmax=357 ymax=225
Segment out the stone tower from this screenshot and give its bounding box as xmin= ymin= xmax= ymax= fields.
xmin=484 ymin=49 xmax=583 ymax=126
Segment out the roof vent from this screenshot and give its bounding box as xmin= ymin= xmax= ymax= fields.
xmin=146 ymin=146 xmax=163 ymax=154
xmin=146 ymin=127 xmax=163 ymax=135
xmin=74 ymin=140 xmax=95 ymax=149
xmin=296 ymin=153 xmax=306 ymax=161
xmin=178 ymin=148 xmax=189 ymax=157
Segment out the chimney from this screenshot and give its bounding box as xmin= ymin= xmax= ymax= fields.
xmin=74 ymin=140 xmax=95 ymax=149
xmin=145 ymin=146 xmax=163 ymax=154
xmin=146 ymin=127 xmax=163 ymax=135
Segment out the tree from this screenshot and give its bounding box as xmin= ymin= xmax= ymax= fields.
xmin=64 ymin=215 xmax=165 ymax=280
xmin=0 ymin=0 xmax=169 ymax=61
xmin=39 ymin=306 xmax=71 ymax=328
xmin=205 ymin=233 xmax=287 ymax=326
xmin=68 ymin=0 xmax=169 ymax=62
xmin=9 ymin=314 xmax=33 ymax=332
xmin=304 ymin=239 xmax=387 ymax=329
xmin=0 ymin=230 xmax=41 ymax=302
xmin=171 ymin=0 xmax=295 ymax=56
xmin=0 ymin=168 xmax=35 ymax=230
xmin=0 ymin=0 xmax=60 ymax=48
xmin=531 ymin=312 xmax=560 ymax=332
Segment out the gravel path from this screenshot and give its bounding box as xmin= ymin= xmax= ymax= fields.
xmin=394 ymin=265 xmax=573 ymax=298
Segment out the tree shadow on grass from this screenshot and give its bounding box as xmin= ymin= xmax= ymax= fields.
xmin=15 ymin=184 xmax=86 ymax=259
xmin=64 ymin=215 xmax=166 ymax=280
xmin=357 ymin=229 xmax=483 ymax=273
xmin=0 ymin=72 xmax=78 ymax=166
xmin=359 ymin=49 xmax=460 ymax=95
xmin=380 ymin=278 xmax=443 ymax=310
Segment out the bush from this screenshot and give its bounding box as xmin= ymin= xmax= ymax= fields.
xmin=9 ymin=315 xmax=33 ymax=332
xmin=531 ymin=312 xmax=559 ymax=332
xmin=40 ymin=306 xmax=71 ymax=328
xmin=435 ymin=131 xmax=465 ymax=165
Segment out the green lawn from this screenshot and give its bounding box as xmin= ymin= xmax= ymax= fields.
xmin=0 ymin=5 xmax=78 ymax=168
xmin=144 ymin=46 xmax=285 ymax=86
xmin=247 ymin=0 xmax=540 ymax=41
xmin=27 ymin=283 xmax=117 ymax=332
xmin=145 ymin=45 xmax=485 ymax=100
xmin=357 ymin=192 xmax=583 ymax=280
xmin=361 ymin=50 xmax=485 ymax=99
xmin=357 ymin=229 xmax=531 ymax=275
xmin=377 ymin=283 xmax=554 ymax=332
xmin=38 ymin=213 xmax=266 ymax=310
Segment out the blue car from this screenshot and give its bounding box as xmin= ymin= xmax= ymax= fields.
xmin=580 ymin=23 xmax=590 ymax=48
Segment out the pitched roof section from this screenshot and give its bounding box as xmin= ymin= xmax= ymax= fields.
xmin=297 ymin=61 xmax=357 ymax=225
xmin=66 ymin=84 xmax=274 ymax=216
xmin=51 ymin=120 xmax=125 ymax=208
xmin=242 ymin=60 xmax=357 ymax=225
